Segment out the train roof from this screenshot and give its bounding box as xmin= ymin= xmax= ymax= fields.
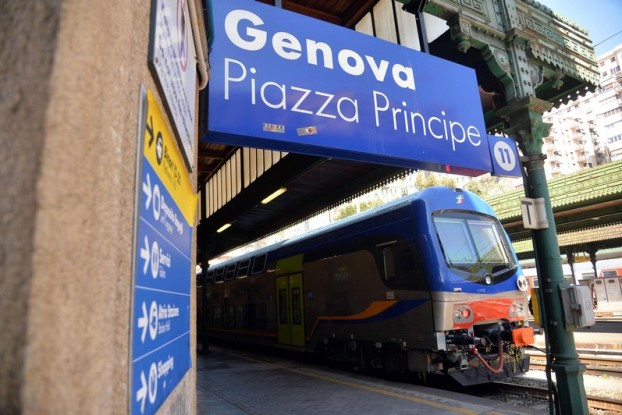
xmin=282 ymin=191 xmax=420 ymax=246
xmin=209 ymin=187 xmax=475 ymax=269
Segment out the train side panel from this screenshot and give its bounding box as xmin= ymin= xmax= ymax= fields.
xmin=302 ymin=249 xmax=438 ymax=351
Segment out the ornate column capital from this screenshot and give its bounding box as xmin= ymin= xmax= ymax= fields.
xmin=496 ymin=96 xmax=553 ymax=155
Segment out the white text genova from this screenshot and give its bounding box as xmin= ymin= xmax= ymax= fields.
xmin=224 ymin=9 xmax=415 ymax=90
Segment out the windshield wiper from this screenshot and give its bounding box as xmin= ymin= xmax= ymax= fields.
xmin=492 ymin=263 xmax=517 ymax=276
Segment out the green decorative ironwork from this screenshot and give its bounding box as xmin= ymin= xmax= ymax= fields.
xmin=422 ymin=0 xmax=599 ymax=105
xmin=496 ymin=96 xmax=552 ymax=154
xmin=487 ymin=160 xmax=622 ymax=221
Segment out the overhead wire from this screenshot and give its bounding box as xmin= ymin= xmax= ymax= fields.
xmin=594 ymin=29 xmax=622 ymax=47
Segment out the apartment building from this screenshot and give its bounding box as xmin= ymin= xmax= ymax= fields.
xmin=542 ymin=43 xmax=622 ymax=177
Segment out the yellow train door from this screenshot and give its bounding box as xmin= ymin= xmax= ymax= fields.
xmin=276 ymin=273 xmax=305 ymax=347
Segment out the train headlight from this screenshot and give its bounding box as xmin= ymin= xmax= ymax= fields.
xmin=453 ymin=305 xmax=474 ymax=323
xmin=509 ymin=301 xmax=526 ymax=317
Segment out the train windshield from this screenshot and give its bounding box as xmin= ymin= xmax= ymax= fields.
xmin=433 ymin=211 xmax=516 ymax=281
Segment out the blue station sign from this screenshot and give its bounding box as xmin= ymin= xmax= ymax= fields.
xmin=130 ymin=88 xmax=194 ymax=414
xmin=204 ymin=0 xmax=496 ymax=176
xmin=487 ymin=135 xmax=522 ymax=177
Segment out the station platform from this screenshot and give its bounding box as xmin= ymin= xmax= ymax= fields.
xmin=531 ymin=322 xmax=622 ymax=351
xmin=569 ymin=331 xmax=622 ymax=351
xmin=196 ymin=346 xmax=541 ymax=415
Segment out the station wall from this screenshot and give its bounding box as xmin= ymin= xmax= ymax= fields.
xmin=0 ymin=1 xmax=197 ymax=413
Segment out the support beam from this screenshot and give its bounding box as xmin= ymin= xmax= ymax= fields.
xmin=499 ymin=96 xmax=589 ymax=415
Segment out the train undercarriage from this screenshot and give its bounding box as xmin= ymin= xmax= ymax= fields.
xmin=314 ymin=321 xmax=533 ymax=386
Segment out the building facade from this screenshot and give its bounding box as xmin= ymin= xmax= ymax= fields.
xmin=598 ymin=43 xmax=622 ymax=161
xmin=542 ymin=43 xmax=622 ymax=178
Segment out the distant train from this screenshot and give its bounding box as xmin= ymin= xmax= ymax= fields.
xmin=200 ymin=187 xmax=534 ymax=385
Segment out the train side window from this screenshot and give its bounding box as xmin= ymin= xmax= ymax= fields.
xmin=225 ymin=264 xmax=237 ymax=280
xmin=213 ymin=308 xmax=223 ymax=327
xmin=251 ymin=254 xmax=267 ymax=274
xmin=224 ymin=307 xmax=235 ymax=327
xmin=278 ymin=289 xmax=288 ymax=324
xmin=236 ymin=305 xmax=244 ymax=328
xmin=214 ymin=268 xmax=225 ymax=283
xmin=237 ymin=259 xmax=251 ymax=278
xmin=291 ymin=287 xmax=302 ymax=325
xmin=378 ymin=240 xmax=426 ymax=290
xmin=382 ymin=247 xmax=397 ymax=281
xmin=206 ymin=270 xmax=215 ymax=286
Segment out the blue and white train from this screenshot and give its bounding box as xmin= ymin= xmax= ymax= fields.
xmin=201 ymin=187 xmax=533 ymax=385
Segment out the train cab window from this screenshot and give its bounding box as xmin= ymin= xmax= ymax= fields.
xmin=251 ymin=254 xmax=267 ymax=274
xmin=214 ymin=268 xmax=225 ymax=283
xmin=225 ymin=264 xmax=237 ymax=280
xmin=237 ymin=259 xmax=251 ymax=278
xmin=433 ymin=211 xmax=516 ymax=283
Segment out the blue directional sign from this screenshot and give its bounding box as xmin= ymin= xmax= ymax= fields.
xmin=132 ymin=332 xmax=191 ymax=415
xmin=205 ymin=0 xmax=493 ymax=176
xmin=130 ymin=88 xmax=194 ymax=414
xmin=135 ymin=219 xmax=192 ymax=293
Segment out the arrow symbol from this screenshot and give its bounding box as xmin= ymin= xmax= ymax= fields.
xmin=140 ymin=236 xmax=150 ymax=275
xmin=138 ymin=302 xmax=148 ymax=343
xmin=143 ymin=173 xmax=152 ymax=210
xmin=136 ymin=370 xmax=147 ymax=413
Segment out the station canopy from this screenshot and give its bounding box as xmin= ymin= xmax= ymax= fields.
xmin=197 ymin=0 xmax=603 ymax=260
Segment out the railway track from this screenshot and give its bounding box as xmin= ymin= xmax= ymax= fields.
xmin=495 ymin=350 xmax=622 ymax=413
xmin=528 ymin=351 xmax=622 ymax=378
xmin=493 ymin=381 xmax=622 ymax=414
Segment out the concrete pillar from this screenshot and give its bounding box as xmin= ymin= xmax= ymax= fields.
xmin=0 ymin=1 xmax=198 ymax=413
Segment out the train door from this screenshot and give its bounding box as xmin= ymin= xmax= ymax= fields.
xmin=276 ymin=273 xmax=305 ymax=347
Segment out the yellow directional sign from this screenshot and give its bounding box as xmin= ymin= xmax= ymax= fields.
xmin=143 ymin=89 xmax=196 ymax=225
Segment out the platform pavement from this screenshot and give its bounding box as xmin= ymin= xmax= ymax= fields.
xmin=196 ymin=347 xmax=543 ymax=415
xmin=532 ymin=326 xmax=622 ymax=351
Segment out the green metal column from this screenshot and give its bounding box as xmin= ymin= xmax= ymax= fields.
xmin=499 ymin=97 xmax=588 ymax=415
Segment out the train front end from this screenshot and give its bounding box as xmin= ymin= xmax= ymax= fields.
xmin=421 ymin=188 xmax=533 ymax=385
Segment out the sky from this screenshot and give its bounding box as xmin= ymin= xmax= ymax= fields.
xmin=537 ymin=0 xmax=622 ymax=56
